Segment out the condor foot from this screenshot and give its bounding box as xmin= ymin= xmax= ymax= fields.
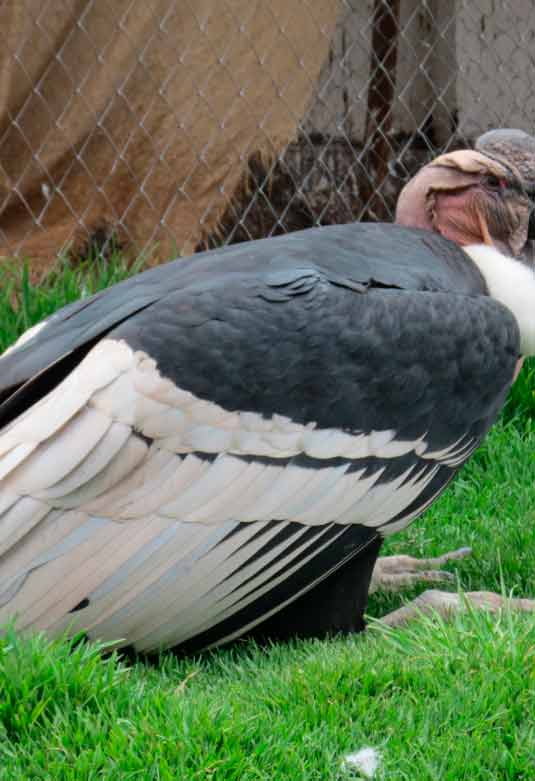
xmin=369 ymin=546 xmax=472 ymax=594
xmin=379 ymin=589 xmax=535 ymax=627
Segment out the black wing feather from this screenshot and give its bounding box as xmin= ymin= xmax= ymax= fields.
xmin=0 ymin=222 xmax=486 ymax=393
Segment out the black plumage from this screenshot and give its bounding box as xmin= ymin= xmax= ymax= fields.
xmin=0 ymin=156 xmax=531 ymax=652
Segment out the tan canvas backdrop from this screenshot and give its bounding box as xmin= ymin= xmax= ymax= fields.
xmin=0 ymin=0 xmax=339 ymax=273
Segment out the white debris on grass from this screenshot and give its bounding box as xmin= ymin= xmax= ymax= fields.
xmin=341 ymin=746 xmax=381 ymax=778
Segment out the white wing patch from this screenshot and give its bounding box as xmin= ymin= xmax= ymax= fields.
xmin=0 ymin=338 xmax=472 ymax=649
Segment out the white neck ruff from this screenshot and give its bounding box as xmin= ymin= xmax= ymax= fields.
xmin=464 ymin=244 xmax=535 ymax=357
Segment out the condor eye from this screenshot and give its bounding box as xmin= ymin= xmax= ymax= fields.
xmin=486 ymin=175 xmax=505 ymax=191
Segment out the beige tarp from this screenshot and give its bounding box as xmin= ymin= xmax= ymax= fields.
xmin=0 ymin=0 xmax=339 ymax=273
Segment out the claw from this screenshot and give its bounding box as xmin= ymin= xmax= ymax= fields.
xmin=369 ymin=547 xmax=471 ymax=594
xmin=415 ymin=547 xmax=472 ymax=569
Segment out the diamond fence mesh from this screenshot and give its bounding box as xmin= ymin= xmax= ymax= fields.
xmin=1 ymin=0 xmax=535 ymax=271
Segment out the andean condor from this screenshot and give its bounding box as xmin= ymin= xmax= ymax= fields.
xmin=1 ymin=138 xmax=535 ymax=654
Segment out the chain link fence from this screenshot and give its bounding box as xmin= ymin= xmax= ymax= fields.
xmin=1 ymin=0 xmax=535 ymax=272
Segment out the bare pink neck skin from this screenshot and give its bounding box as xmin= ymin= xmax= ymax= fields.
xmin=394 ymin=162 xmax=498 ymax=248
xmin=394 ymin=167 xmax=436 ymax=231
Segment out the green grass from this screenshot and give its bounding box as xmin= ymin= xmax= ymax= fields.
xmin=3 ymin=609 xmax=535 ymax=780
xmin=503 ymin=358 xmax=535 ymax=427
xmin=0 ymin=251 xmax=144 ymax=354
xmin=1 ymin=254 xmax=535 ymax=779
